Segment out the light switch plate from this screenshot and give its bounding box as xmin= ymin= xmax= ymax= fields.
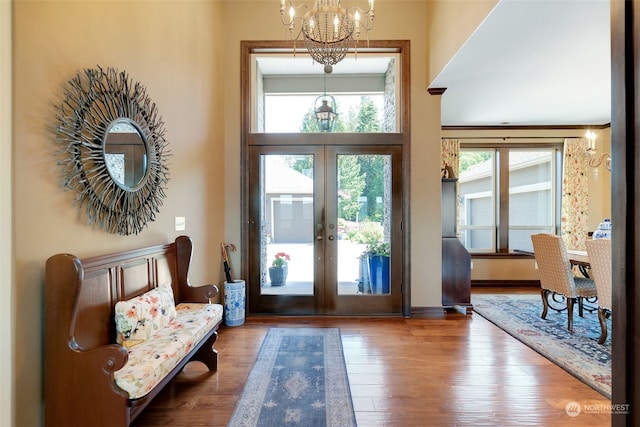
xmin=175 ymin=216 xmax=186 ymax=231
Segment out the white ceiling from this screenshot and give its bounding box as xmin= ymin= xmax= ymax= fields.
xmin=429 ymin=0 xmax=611 ymax=127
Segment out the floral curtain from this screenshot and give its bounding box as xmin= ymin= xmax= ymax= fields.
xmin=441 ymin=138 xmax=460 ymax=178
xmin=561 ymin=138 xmax=590 ymax=250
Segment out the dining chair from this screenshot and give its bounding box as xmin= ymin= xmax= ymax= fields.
xmin=531 ymin=233 xmax=597 ymax=331
xmin=585 ymin=238 xmax=612 ymax=344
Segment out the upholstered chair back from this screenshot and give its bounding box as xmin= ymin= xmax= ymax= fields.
xmin=531 ymin=233 xmax=577 ymax=296
xmin=586 ymin=238 xmax=612 ymax=310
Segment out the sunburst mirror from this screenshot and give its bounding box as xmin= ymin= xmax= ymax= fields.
xmin=55 ymin=66 xmax=171 ymax=235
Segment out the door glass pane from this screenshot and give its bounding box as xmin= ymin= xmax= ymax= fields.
xmin=261 ymin=155 xmax=314 ymax=295
xmin=459 ymin=150 xmax=495 ymax=251
xmin=337 ymin=154 xmax=391 ymax=295
xmin=508 ymin=149 xmax=554 ymax=252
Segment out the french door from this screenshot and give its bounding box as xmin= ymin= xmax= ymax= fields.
xmin=247 ymin=144 xmax=403 ymax=315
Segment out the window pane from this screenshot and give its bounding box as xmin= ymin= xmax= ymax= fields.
xmin=508 ymin=150 xmax=554 ymax=252
xmin=459 ymin=228 xmax=494 ymax=251
xmin=260 ymin=155 xmax=315 ymax=295
xmin=337 ymin=154 xmax=391 ymax=295
xmin=265 ymin=95 xmax=385 ymax=133
xmin=459 ymin=150 xmax=495 ymax=251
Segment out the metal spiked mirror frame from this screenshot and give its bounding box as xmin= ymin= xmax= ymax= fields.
xmin=55 ymin=66 xmax=171 ymax=235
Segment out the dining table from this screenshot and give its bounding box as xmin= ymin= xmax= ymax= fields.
xmin=567 ymin=249 xmax=591 ymax=277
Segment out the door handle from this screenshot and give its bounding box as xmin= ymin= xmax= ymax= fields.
xmin=327 ymin=222 xmax=335 ymax=241
xmin=316 ymin=223 xmax=324 ymax=241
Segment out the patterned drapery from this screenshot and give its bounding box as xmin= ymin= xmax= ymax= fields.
xmin=561 ymin=138 xmax=590 ymax=250
xmin=441 ymin=139 xmax=460 ymax=177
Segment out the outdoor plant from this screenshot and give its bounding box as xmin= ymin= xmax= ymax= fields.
xmin=272 ymin=252 xmax=290 ymax=268
xmin=365 ymin=241 xmax=390 ymax=257
xmin=348 ymin=220 xmax=384 ymax=244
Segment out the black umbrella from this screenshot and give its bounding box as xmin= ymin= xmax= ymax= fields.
xmin=221 ymin=242 xmax=236 ymax=283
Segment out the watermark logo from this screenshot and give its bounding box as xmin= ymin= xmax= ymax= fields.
xmin=565 ymin=401 xmax=581 ymax=417
xmin=584 ymin=403 xmax=631 ymax=415
xmin=565 ymin=401 xmax=631 ymax=416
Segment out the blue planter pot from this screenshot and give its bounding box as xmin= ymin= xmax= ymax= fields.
xmin=268 ymin=266 xmax=288 ymax=286
xmin=368 ymin=255 xmax=390 ymax=294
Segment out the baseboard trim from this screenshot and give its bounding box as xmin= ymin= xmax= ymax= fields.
xmin=471 ymin=279 xmax=540 ymax=287
xmin=410 ymin=307 xmax=446 ymax=318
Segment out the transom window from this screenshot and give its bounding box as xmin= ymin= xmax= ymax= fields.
xmin=252 ymin=54 xmax=400 ymax=133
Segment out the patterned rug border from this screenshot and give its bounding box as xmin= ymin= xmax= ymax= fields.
xmin=227 ymin=327 xmax=356 ymax=427
xmin=472 ymin=293 xmax=611 ymax=399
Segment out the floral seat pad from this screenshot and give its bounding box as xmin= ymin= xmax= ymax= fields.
xmin=114 ymin=303 xmax=223 ymax=399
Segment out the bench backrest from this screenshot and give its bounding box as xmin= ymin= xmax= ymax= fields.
xmin=45 ymin=236 xmax=192 ymax=350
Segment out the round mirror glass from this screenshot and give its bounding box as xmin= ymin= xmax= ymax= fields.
xmin=103 ymin=119 xmax=149 ymax=190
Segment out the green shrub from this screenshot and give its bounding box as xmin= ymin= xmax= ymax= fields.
xmin=350 ymin=220 xmax=383 ymax=244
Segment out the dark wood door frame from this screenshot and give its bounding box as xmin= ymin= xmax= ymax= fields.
xmin=240 ymin=40 xmax=412 ymax=317
xmin=611 ymin=1 xmax=639 ymax=424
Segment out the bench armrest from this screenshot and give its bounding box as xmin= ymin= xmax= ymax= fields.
xmin=175 ymin=235 xmax=221 ymax=303
xmin=180 ymin=282 xmax=219 ymax=303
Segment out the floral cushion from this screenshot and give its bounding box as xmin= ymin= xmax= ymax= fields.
xmin=114 ymin=285 xmax=178 ymax=348
xmin=114 ymin=303 xmax=223 ymax=399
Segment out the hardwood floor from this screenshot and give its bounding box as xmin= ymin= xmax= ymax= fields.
xmin=132 ymin=289 xmax=611 ymax=426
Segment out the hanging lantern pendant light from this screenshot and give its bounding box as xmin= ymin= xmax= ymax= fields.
xmin=314 ymin=74 xmax=338 ymax=132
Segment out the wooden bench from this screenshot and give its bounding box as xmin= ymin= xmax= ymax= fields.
xmin=44 ymin=236 xmax=223 ymax=427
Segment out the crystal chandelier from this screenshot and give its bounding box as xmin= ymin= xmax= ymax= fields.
xmin=279 ymin=0 xmax=375 ymax=73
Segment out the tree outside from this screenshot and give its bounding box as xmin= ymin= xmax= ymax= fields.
xmin=299 ymin=96 xmax=387 ymax=243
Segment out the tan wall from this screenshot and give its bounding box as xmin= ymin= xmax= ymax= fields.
xmin=9 ymin=1 xmax=485 ymax=425
xmin=1 ymin=1 xmax=13 ymax=426
xmin=471 ymin=258 xmax=539 ymax=281
xmin=587 ymin=127 xmax=612 ymax=226
xmin=12 ymin=1 xmax=225 ymax=426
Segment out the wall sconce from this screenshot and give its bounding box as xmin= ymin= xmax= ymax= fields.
xmin=586 ymin=130 xmax=611 ymax=179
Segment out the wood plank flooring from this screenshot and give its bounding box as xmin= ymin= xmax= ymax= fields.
xmin=132 ymin=289 xmax=611 ymax=426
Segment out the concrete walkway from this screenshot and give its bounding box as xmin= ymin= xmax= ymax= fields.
xmin=262 ymin=241 xmax=367 ymax=295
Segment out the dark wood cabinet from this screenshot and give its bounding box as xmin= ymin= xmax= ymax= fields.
xmin=442 ymin=179 xmax=472 ymax=313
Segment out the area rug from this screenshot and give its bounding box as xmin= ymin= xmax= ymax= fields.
xmin=472 ymin=293 xmax=611 ymax=398
xmin=227 ymin=328 xmax=356 ymax=427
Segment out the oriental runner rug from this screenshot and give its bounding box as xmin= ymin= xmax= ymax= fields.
xmin=227 ymin=328 xmax=356 ymax=427
xmin=472 ymin=293 xmax=611 ymax=398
